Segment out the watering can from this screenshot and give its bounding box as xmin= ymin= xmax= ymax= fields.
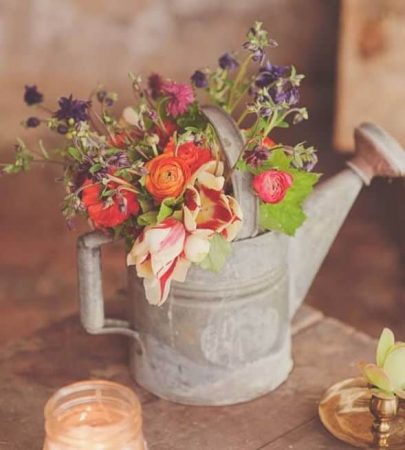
xmin=77 ymin=107 xmax=405 ymax=406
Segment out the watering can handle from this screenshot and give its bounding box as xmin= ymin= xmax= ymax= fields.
xmin=202 ymin=105 xmax=259 ymax=239
xmin=77 ymin=231 xmax=141 ymax=342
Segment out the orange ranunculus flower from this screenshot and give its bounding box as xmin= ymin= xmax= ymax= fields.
xmin=164 ymin=138 xmax=212 ymax=174
xmin=145 ymin=154 xmax=191 ymax=202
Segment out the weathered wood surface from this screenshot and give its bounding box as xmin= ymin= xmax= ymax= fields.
xmin=0 ymin=305 xmax=375 ymax=450
xmin=335 ymin=0 xmax=405 ymax=152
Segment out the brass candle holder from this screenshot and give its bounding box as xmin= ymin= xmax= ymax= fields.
xmin=319 ymin=378 xmax=405 ymax=449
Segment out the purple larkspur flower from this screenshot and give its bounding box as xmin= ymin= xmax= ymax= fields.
xmin=255 ymin=62 xmax=289 ymax=88
xmin=243 ymin=145 xmax=269 ymax=167
xmin=24 ymin=85 xmax=43 ymax=106
xmin=26 ymin=117 xmax=41 ymax=128
xmin=191 ymin=70 xmax=208 ymax=88
xmin=107 ymin=151 xmax=130 ymax=168
xmin=54 ymin=95 xmax=91 ymax=122
xmin=271 ymin=82 xmax=300 ymax=106
xmin=218 ymin=53 xmax=239 ymax=71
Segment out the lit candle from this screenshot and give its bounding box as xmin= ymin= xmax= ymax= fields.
xmin=43 ymin=380 xmax=147 ymax=450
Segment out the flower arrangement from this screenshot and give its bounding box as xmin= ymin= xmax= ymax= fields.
xmin=361 ymin=328 xmax=405 ymax=398
xmin=1 ymin=22 xmax=319 ymax=305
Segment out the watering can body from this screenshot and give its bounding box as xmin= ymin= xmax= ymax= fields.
xmin=77 ymin=108 xmax=405 ymax=405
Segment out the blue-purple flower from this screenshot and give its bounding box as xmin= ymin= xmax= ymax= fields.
xmin=255 ymin=62 xmax=289 ymax=88
xmin=218 ymin=53 xmax=239 ymax=71
xmin=24 ymin=85 xmax=43 ymax=106
xmin=191 ymin=70 xmax=208 ymax=88
xmin=271 ymin=82 xmax=300 ymax=106
xmin=54 ymin=95 xmax=91 ymax=122
xmin=243 ymin=145 xmax=269 ymax=167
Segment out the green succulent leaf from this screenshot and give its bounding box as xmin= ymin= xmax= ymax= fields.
xmin=362 ymin=363 xmax=393 ymax=393
xmin=376 ymin=328 xmax=395 ymax=368
xmin=383 ymin=347 xmax=405 ymax=391
xmin=198 ymin=233 xmax=231 ymax=273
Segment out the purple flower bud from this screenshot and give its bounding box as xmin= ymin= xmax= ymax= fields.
xmin=57 ymin=124 xmax=69 ymax=134
xmin=24 ymin=85 xmax=43 ymax=106
xmin=218 ymin=53 xmax=239 ymax=71
xmin=243 ymin=145 xmax=269 ymax=167
xmin=148 ymin=73 xmax=163 ymax=99
xmin=104 ymin=97 xmax=114 ymax=107
xmin=26 ymin=117 xmax=41 ymax=128
xmin=191 ymin=70 xmax=208 ymax=88
xmin=96 ymin=90 xmax=107 ymax=102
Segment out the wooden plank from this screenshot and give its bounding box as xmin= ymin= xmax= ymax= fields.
xmin=335 ymin=0 xmax=405 ymax=151
xmin=0 ymin=311 xmax=375 ymax=450
xmin=291 ymin=305 xmax=324 ymax=336
xmin=260 ymin=418 xmax=350 ymax=449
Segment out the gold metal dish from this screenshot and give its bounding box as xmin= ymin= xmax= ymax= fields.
xmin=319 ymin=377 xmax=405 ymax=449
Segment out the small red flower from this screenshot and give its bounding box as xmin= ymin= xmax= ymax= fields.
xmin=252 ymin=169 xmax=293 ymax=204
xmin=81 ymin=178 xmax=140 ymax=228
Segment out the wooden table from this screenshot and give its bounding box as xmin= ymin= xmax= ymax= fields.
xmin=0 ymin=304 xmax=375 ymax=449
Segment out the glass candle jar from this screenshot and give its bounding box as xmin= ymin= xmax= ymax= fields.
xmin=43 ymin=380 xmax=147 ymax=450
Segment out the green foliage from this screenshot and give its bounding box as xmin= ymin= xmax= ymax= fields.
xmin=2 ymin=140 xmax=34 ymax=174
xmin=198 ymin=233 xmax=231 ymax=272
xmin=254 ymin=149 xmax=320 ymax=235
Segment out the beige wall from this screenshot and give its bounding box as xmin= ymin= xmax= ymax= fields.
xmin=1 ymin=0 xmax=339 ymax=140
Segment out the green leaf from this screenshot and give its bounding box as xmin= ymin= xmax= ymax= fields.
xmin=259 ymin=201 xmax=306 ymax=236
xmin=198 ymin=233 xmax=231 ymax=273
xmin=258 ymin=169 xmax=320 ymax=236
xmin=89 ymin=163 xmax=103 ymax=174
xmin=377 ymin=328 xmax=395 ymax=368
xmin=67 ymin=147 xmax=82 ymax=162
xmin=157 ymin=198 xmax=174 ymax=223
xmin=137 ymin=211 xmax=158 ymax=226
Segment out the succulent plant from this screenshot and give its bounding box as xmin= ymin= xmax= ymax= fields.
xmin=361 ymin=328 xmax=405 ymax=398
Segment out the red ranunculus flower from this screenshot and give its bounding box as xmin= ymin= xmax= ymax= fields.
xmin=164 ymin=138 xmax=212 ymax=174
xmin=81 ymin=178 xmax=140 ymax=228
xmin=252 ymin=169 xmax=293 ymax=204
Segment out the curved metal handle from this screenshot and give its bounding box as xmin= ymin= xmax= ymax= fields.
xmin=348 ymin=122 xmax=405 ymax=185
xmin=77 ymin=231 xmax=141 ymax=342
xmin=202 ymin=105 xmax=259 ymax=239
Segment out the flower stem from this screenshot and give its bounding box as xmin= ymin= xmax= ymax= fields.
xmin=227 ymin=55 xmax=251 ymax=111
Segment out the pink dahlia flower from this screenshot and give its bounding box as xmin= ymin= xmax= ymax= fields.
xmin=161 ymin=81 xmax=194 ymax=117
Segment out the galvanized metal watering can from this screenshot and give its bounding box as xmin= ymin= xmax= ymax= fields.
xmin=77 ymin=107 xmax=405 ymax=406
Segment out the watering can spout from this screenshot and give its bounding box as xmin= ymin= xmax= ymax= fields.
xmin=289 ymin=123 xmax=405 ymax=317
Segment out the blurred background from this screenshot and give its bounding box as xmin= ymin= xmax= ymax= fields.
xmin=0 ymin=0 xmax=404 ymax=345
